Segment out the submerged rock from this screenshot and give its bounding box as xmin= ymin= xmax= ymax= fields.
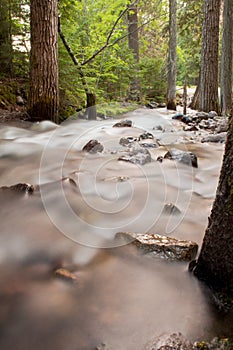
xmin=145 ymin=332 xmax=193 ymax=350
xmin=193 ymin=337 xmax=233 ymax=350
xmin=96 ymin=342 xmax=112 ymax=350
xmin=0 ymin=183 xmax=34 ymax=194
xmin=118 ymin=147 xmax=151 ymax=165
xmin=117 ymin=232 xmax=198 ymax=261
xmin=163 ymin=203 xmax=181 ymax=215
xmin=82 ymin=139 xmax=104 ymax=153
xmin=113 ymin=119 xmax=132 ymax=127
xmin=119 ymin=136 xmax=137 ymax=146
xmin=164 ymin=148 xmax=198 ymax=168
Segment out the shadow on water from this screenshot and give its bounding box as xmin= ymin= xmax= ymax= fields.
xmin=0 ymin=108 xmax=232 ymax=349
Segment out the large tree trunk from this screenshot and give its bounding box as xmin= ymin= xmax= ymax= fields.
xmin=199 ymin=0 xmax=221 ymax=114
xmin=220 ymin=0 xmax=233 ymax=116
xmin=166 ymin=0 xmax=177 ymax=111
xmin=193 ymin=111 xmax=233 ymax=295
xmin=128 ymin=3 xmax=140 ymax=101
xmin=28 ymin=0 xmax=59 ymax=123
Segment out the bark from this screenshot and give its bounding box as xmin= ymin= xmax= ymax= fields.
xmin=28 ymin=0 xmax=59 ymax=123
xmin=194 ymin=111 xmax=233 ymax=295
xmin=166 ymin=0 xmax=177 ymax=111
xmin=128 ymin=3 xmax=141 ymax=101
xmin=199 ymin=0 xmax=221 ymax=114
xmin=220 ymin=0 xmax=233 ymax=116
xmin=189 ymin=72 xmax=200 ymax=110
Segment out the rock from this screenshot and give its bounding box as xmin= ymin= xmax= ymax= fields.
xmin=201 ymin=132 xmax=226 ymax=143
xmin=181 ymin=115 xmax=193 ymax=124
xmin=216 ymin=118 xmax=228 ymax=133
xmin=164 ymin=148 xmax=198 ymax=168
xmin=145 ymin=333 xmax=193 ymax=350
xmin=196 ymin=111 xmax=209 ymax=120
xmin=113 ymin=119 xmax=132 ymax=127
xmin=209 ymin=111 xmax=218 ymax=118
xmin=118 ymin=147 xmax=151 ymax=165
xmin=163 ymin=203 xmax=181 ymax=215
xmin=157 ymin=103 xmax=166 ymax=108
xmin=138 ymin=132 xmax=154 ymax=140
xmin=183 ymin=125 xmax=199 ymax=132
xmin=193 ymin=337 xmax=233 ymax=350
xmin=139 ymin=141 xmax=159 ymax=149
xmin=157 ymin=156 xmax=163 ymax=163
xmin=146 ymin=102 xmax=158 ymax=109
xmin=95 ymin=343 xmax=112 ymax=350
xmin=0 ymin=183 xmax=34 ymax=194
xmin=119 ymin=136 xmax=137 ymax=146
xmin=82 ymin=139 xmax=104 ymax=153
xmin=117 ymin=232 xmax=198 ymax=261
xmin=16 ymin=95 xmax=24 ymax=106
xmin=172 ymin=113 xmax=184 ymax=120
xmin=54 ymin=268 xmax=78 ymax=283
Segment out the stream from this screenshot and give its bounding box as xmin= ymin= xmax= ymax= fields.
xmin=0 ymin=108 xmax=232 ymax=350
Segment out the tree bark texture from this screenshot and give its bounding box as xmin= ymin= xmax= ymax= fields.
xmin=166 ymin=0 xmax=177 ymax=111
xmin=200 ymin=0 xmax=221 ymax=114
xmin=220 ymin=0 xmax=233 ymax=116
xmin=128 ymin=4 xmax=140 ymax=101
xmin=194 ymin=112 xmax=233 ymax=295
xmin=28 ymin=0 xmax=59 ymax=123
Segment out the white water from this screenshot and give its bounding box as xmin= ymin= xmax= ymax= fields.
xmin=0 ymin=108 xmax=232 ymax=350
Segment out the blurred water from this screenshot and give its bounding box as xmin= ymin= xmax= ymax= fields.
xmin=0 ymin=108 xmax=232 ymax=350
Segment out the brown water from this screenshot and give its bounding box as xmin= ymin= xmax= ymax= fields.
xmin=0 ymin=108 xmax=232 ymax=350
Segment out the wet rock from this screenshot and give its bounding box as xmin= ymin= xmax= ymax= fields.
xmin=154 ymin=125 xmax=164 ymax=131
xmin=82 ymin=139 xmax=104 ymax=153
xmin=181 ymin=115 xmax=193 ymax=124
xmin=196 ymin=111 xmax=209 ymax=120
xmin=146 ymin=102 xmax=158 ymax=109
xmin=209 ymin=111 xmax=218 ymax=118
xmin=118 ymin=147 xmax=151 ymax=165
xmin=164 ymin=148 xmax=198 ymax=168
xmin=0 ymin=183 xmax=34 ymax=194
xmin=157 ymin=103 xmax=166 ymax=108
xmin=157 ymin=156 xmax=163 ymax=163
xmin=216 ymin=118 xmax=228 ymax=133
xmin=183 ymin=124 xmax=199 ymax=132
xmin=139 ymin=141 xmax=159 ymax=149
xmin=16 ymin=95 xmax=24 ymax=106
xmin=138 ymin=132 xmax=154 ymax=140
xmin=96 ymin=342 xmax=112 ymax=350
xmin=172 ymin=112 xmax=184 ymax=120
xmin=145 ymin=333 xmax=193 ymax=350
xmin=117 ymin=232 xmax=198 ymax=261
xmin=119 ymin=136 xmax=137 ymax=146
xmin=201 ymin=132 xmax=226 ymax=143
xmin=163 ymin=203 xmax=181 ymax=215
xmin=54 ymin=268 xmax=78 ymax=283
xmin=113 ymin=119 xmax=132 ymax=127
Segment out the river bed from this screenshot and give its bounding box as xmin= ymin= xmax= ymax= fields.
xmin=0 ymin=108 xmax=232 ymax=350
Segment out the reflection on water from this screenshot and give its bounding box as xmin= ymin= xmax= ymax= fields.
xmin=0 ymin=108 xmax=232 ymax=349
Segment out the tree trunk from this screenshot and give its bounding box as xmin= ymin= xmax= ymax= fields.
xmin=189 ymin=72 xmax=200 ymax=110
xmin=220 ymin=0 xmax=233 ymax=116
xmin=128 ymin=3 xmax=140 ymax=101
xmin=28 ymin=0 xmax=59 ymax=123
xmin=199 ymin=0 xmax=221 ymax=114
xmin=194 ymin=111 xmax=233 ymax=295
xmin=166 ymin=0 xmax=177 ymax=111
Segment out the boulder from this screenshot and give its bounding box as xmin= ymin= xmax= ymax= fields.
xmin=164 ymin=148 xmax=198 ymax=168
xmin=117 ymin=232 xmax=198 ymax=261
xmin=118 ymin=147 xmax=151 ymax=165
xmin=113 ymin=119 xmax=132 ymax=127
xmin=119 ymin=136 xmax=137 ymax=146
xmin=145 ymin=332 xmax=193 ymax=350
xmin=82 ymin=139 xmax=104 ymax=153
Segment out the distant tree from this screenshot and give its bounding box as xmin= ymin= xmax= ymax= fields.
xmin=0 ymin=0 xmax=13 ymax=77
xmin=193 ymin=108 xmax=233 ymax=296
xmin=220 ymin=0 xmax=233 ymax=116
xmin=166 ymin=0 xmax=177 ymax=111
xmin=199 ymin=0 xmax=221 ymax=113
xmin=27 ymin=0 xmax=59 ymax=123
xmin=127 ymin=1 xmax=141 ymax=101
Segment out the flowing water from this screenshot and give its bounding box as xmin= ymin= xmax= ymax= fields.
xmin=0 ymin=108 xmax=232 ymax=350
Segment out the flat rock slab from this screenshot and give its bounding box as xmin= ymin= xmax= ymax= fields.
xmin=117 ymin=232 xmax=198 ymax=261
xmin=118 ymin=147 xmax=151 ymax=165
xmin=145 ymin=332 xmax=193 ymax=350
